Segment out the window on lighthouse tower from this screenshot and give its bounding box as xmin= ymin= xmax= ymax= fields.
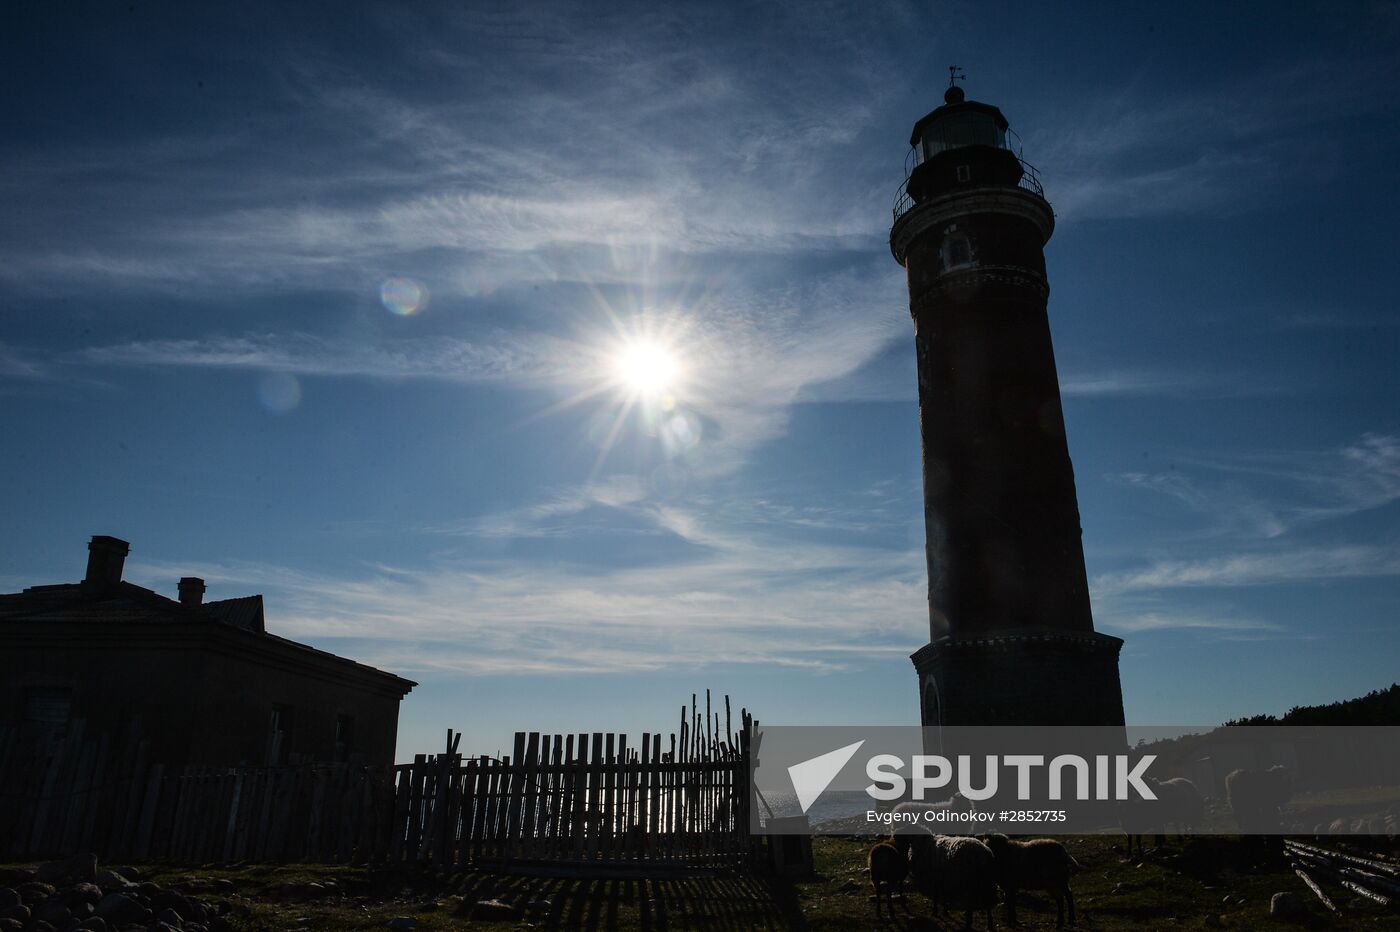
xmin=943 ymin=234 xmax=973 ymax=269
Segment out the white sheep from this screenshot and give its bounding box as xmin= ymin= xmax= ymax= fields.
xmin=983 ymin=833 xmax=1081 ymax=929
xmin=903 ymin=830 xmax=998 ymax=930
xmin=1120 ymin=776 xmax=1204 ymax=856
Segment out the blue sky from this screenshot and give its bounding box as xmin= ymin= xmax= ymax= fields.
xmin=3 ymin=2 xmax=1399 ymax=759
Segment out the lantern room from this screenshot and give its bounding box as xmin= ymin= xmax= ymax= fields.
xmin=910 ymin=86 xmax=1008 ymax=163
xmin=901 ymin=85 xmax=1036 ymax=206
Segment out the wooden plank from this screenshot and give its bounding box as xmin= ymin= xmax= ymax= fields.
xmin=28 ymin=729 xmax=68 ymax=855
xmin=417 ymin=755 xmax=446 ymax=863
xmin=78 ymin=730 xmax=111 ymax=854
xmin=253 ymin=768 xmax=278 ymax=862
xmin=465 ymin=757 xmax=487 ymax=864
xmin=570 ymin=736 xmax=590 ymax=862
xmin=118 ymin=739 xmax=151 ymax=857
xmin=645 ymin=734 xmax=659 ymax=860
xmin=520 ymin=733 xmax=541 ymax=860
xmin=266 ymin=767 xmax=299 ymax=862
xmin=547 ymin=735 xmax=564 ymax=858
xmin=610 ymin=734 xmax=626 ymax=861
xmin=586 ymin=733 xmax=603 ymax=861
xmin=231 ymin=768 xmax=259 ymax=862
xmin=491 ymin=755 xmax=511 ymax=862
xmin=386 ymin=764 xmax=412 ymax=863
xmin=307 ymin=767 xmax=329 ymax=861
xmin=442 ymin=732 xmax=463 ymax=865
xmin=61 ymin=733 xmax=98 ymax=856
xmin=173 ymin=769 xmax=195 ymax=862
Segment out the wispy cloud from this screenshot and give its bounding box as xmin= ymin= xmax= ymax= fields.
xmin=1116 ymin=433 xmax=1400 ymax=540
xmin=1059 ymin=369 xmax=1280 ymax=399
xmin=78 ymin=332 xmax=553 ymax=385
xmin=75 ymin=266 xmax=908 ymax=477
xmin=1033 ymin=58 xmax=1397 ymax=219
xmin=0 ymin=5 xmax=899 ymax=296
xmin=130 ymin=499 xmax=927 ymax=676
xmin=0 ymin=343 xmax=51 ymax=381
xmin=1094 ymin=544 xmax=1400 ymax=597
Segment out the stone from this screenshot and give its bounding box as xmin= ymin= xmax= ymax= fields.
xmin=95 ymin=893 xmax=146 ymax=926
xmin=93 ymin=873 xmax=131 ymax=894
xmin=79 ymin=918 xmax=107 ymax=932
xmin=33 ymin=900 xmax=72 ymax=926
xmin=385 ymin=919 xmax=417 ymax=930
xmin=0 ymin=920 xmax=20 ymax=932
xmin=0 ymin=891 xmax=15 ymax=911
xmin=1269 ymin=892 xmax=1305 ymax=919
xmin=156 ymin=907 xmax=184 ymax=928
xmin=66 ymin=884 xmax=103 ymax=906
xmin=68 ymin=854 xmax=99 ymax=883
xmin=18 ymin=881 xmax=56 ymax=903
xmin=1204 ymin=915 xmax=1222 ymax=928
xmin=0 ymin=906 xmax=27 ymax=923
xmin=111 ymin=868 xmax=140 ymax=883
xmin=472 ymin=900 xmax=519 ymax=920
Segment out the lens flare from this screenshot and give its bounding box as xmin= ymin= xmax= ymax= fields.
xmin=380 ymin=277 xmax=427 ymax=316
xmin=258 ymin=372 xmax=301 ymax=414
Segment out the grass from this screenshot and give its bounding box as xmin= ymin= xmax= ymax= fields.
xmin=7 ymin=835 xmax=1397 ymax=929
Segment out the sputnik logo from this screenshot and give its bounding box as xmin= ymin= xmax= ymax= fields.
xmin=787 ymin=740 xmax=865 ymax=814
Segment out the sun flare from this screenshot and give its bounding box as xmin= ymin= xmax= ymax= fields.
xmin=614 ymin=340 xmax=681 ymax=396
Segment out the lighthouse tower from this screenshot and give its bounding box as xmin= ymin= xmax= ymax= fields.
xmin=891 ymin=80 xmax=1126 ymax=727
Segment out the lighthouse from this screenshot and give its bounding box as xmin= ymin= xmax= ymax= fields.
xmin=891 ymin=79 xmax=1126 ymax=727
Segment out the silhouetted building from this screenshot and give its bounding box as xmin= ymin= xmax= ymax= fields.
xmin=0 ymin=535 xmax=415 ymax=766
xmin=890 ymin=83 xmax=1126 ymax=726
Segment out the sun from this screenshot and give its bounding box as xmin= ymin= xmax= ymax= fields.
xmin=614 ymin=340 xmax=681 ymax=396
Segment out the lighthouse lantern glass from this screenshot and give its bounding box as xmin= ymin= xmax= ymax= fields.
xmin=915 ymin=111 xmax=1007 ymax=164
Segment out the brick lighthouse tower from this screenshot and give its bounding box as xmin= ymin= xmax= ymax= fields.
xmin=891 ymin=77 xmax=1126 ymax=727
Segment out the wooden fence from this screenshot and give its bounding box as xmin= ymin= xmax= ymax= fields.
xmin=0 ymin=696 xmax=756 ymax=870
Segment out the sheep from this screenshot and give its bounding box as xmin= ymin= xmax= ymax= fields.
xmin=982 ymin=833 xmax=1081 ymax=928
xmin=1226 ymin=765 xmax=1292 ymax=834
xmin=868 ymin=834 xmax=912 ymax=912
xmin=1120 ymin=776 xmax=1204 ymax=856
xmin=868 ymin=836 xmax=909 ymax=918
xmin=1227 ymin=765 xmax=1292 ymax=856
xmin=904 ymin=830 xmax=998 ymax=930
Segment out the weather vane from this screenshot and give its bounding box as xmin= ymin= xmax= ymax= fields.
xmin=948 ymin=65 xmax=966 ymax=88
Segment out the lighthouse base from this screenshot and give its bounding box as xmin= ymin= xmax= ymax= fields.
xmin=912 ymin=629 xmax=1125 ymax=727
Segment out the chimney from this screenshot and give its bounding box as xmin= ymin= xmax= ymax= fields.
xmin=83 ymin=535 xmax=130 ymax=590
xmin=178 ymin=576 xmax=206 ymax=606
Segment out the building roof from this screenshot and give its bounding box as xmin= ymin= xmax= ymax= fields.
xmin=0 ymin=579 xmax=416 ymax=697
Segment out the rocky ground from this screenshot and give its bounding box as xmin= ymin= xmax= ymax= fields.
xmin=3 ymin=834 xmax=1398 ymax=930
xmin=0 ymin=853 xmax=233 ymax=932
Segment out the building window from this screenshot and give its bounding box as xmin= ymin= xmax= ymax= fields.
xmin=943 ymin=234 xmax=973 ymax=269
xmin=956 ymin=164 xmax=971 ymax=183
xmin=335 ymin=714 xmax=355 ymax=763
xmin=24 ymin=686 xmax=72 ymax=733
xmin=268 ymin=704 xmax=295 ymax=765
